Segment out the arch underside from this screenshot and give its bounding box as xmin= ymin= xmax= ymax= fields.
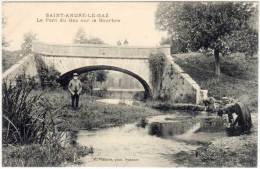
xmin=58 ymin=65 xmax=152 ymax=99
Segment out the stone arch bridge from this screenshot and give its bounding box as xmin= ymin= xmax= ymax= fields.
xmin=3 ymin=42 xmax=207 ymax=104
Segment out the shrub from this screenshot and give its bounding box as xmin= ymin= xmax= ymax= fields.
xmin=148 ymin=52 xmax=166 ymax=98
xmin=79 ymin=71 xmax=108 ymax=96
xmin=2 ymin=75 xmax=90 ymax=166
xmin=35 ymin=55 xmax=60 ymax=89
xmin=3 ymin=75 xmax=44 ymax=144
xmin=79 ymin=72 xmax=96 ymax=95
xmin=2 ymin=74 xmax=66 ymax=145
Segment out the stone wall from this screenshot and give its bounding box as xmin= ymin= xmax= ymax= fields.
xmin=3 ymin=54 xmax=38 ymax=84
xmin=160 ymin=55 xmax=207 ymax=104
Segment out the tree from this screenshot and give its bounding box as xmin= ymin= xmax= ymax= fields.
xmin=79 ymin=72 xmax=96 ymax=95
xmin=160 ymin=37 xmax=188 ymax=54
xmin=117 ymin=40 xmax=122 ymax=46
xmin=21 ymin=32 xmax=37 ymax=56
xmin=156 ymin=2 xmax=258 ymax=78
xmin=123 ymin=39 xmax=129 ymax=45
xmin=73 ymin=28 xmax=105 ymax=44
xmin=73 ymin=27 xmax=86 ymax=44
xmin=96 ymin=70 xmax=107 ymax=85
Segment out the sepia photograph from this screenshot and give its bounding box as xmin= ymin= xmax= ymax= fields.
xmin=2 ymin=1 xmax=258 ymax=167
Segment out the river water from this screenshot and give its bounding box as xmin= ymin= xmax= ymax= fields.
xmin=72 ymin=98 xmax=226 ymax=167
xmin=77 ymin=115 xmax=199 ymax=167
xmin=96 ymin=98 xmax=136 ymax=106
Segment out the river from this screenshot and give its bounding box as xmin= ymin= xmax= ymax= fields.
xmin=75 ymin=99 xmax=224 ymax=167
xmin=96 ymin=98 xmax=137 ymax=106
xmin=77 ymin=121 xmax=199 ymax=167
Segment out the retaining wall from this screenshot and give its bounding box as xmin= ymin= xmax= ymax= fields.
xmin=161 ymin=55 xmax=207 ymax=104
xmin=3 ymin=54 xmax=38 ymax=84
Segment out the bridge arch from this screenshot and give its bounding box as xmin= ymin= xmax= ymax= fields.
xmin=58 ymin=65 xmax=152 ymax=99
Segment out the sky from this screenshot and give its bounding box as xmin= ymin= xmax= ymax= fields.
xmin=3 ymin=2 xmax=167 ymax=50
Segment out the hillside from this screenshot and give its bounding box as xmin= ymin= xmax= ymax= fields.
xmin=2 ymin=50 xmax=23 ymax=72
xmin=173 ymin=52 xmax=258 ymax=111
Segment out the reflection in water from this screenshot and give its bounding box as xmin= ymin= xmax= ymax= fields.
xmin=77 ymin=120 xmax=198 ymax=167
xmin=96 ymin=98 xmax=135 ymax=105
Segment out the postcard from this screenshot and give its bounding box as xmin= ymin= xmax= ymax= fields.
xmin=2 ymin=1 xmax=258 ymax=167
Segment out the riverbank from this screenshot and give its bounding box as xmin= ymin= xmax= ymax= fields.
xmin=172 ymin=52 xmax=257 ymax=167
xmin=40 ymin=90 xmax=161 ymax=131
xmin=172 ymin=113 xmax=257 ymax=167
xmin=2 ymin=89 xmax=161 ymax=167
xmin=2 ymin=143 xmax=91 ymax=167
xmin=3 ymin=74 xmax=257 ymax=167
xmin=174 ymin=52 xmax=257 ymax=111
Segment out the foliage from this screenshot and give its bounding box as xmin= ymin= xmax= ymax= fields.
xmin=222 ymin=28 xmax=258 ymax=57
xmin=156 ymin=2 xmax=258 ymax=76
xmin=3 ymin=76 xmax=42 ymax=144
xmin=79 ymin=72 xmax=96 ymax=95
xmin=2 ymin=143 xmax=89 ymax=167
xmin=117 ymin=40 xmax=122 ymax=46
xmin=41 ymin=90 xmax=160 ymax=130
xmin=176 ymin=141 xmax=257 ymax=167
xmin=21 ymin=32 xmax=37 ymax=56
xmin=2 ymin=75 xmax=62 ymax=145
xmin=2 ymin=76 xmax=90 ymax=166
xmin=123 ymin=39 xmax=129 ymax=45
xmin=35 ymin=55 xmax=61 ymax=89
xmin=160 ymin=37 xmax=188 ymax=54
xmin=148 ymin=52 xmax=166 ymax=98
xmin=95 ymin=70 xmax=107 ymax=84
xmin=2 ymin=50 xmax=23 ymax=71
xmin=73 ymin=27 xmax=105 ymax=44
xmin=174 ymin=52 xmax=257 ymax=112
xmin=79 ymin=70 xmax=107 ymax=94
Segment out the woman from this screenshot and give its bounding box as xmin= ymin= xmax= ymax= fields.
xmin=218 ymin=101 xmax=252 ymax=135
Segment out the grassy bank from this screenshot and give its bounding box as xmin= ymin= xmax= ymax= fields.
xmin=173 ymin=52 xmax=257 ymax=167
xmin=2 ymin=143 xmax=90 ymax=167
xmin=40 ymin=89 xmax=161 ymax=131
xmin=174 ymin=52 xmax=257 ymax=111
xmin=2 ymin=50 xmax=23 ymax=71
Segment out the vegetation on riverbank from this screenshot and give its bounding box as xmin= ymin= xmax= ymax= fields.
xmin=2 ymin=50 xmax=23 ymax=71
xmin=2 ymin=78 xmax=91 ymax=167
xmin=174 ymin=52 xmax=257 ymax=111
xmin=2 ymin=143 xmax=90 ymax=167
xmin=148 ymin=52 xmax=167 ymax=99
xmin=173 ymin=52 xmax=257 ymax=167
xmin=173 ymin=115 xmax=257 ymax=167
xmin=2 ymin=78 xmax=161 ymax=166
xmin=41 ymin=89 xmax=161 ymax=131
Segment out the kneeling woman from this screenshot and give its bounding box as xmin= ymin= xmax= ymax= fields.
xmin=218 ymin=102 xmax=252 ymax=136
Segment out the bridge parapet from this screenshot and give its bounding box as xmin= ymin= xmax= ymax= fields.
xmin=32 ymin=42 xmax=170 ymax=58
